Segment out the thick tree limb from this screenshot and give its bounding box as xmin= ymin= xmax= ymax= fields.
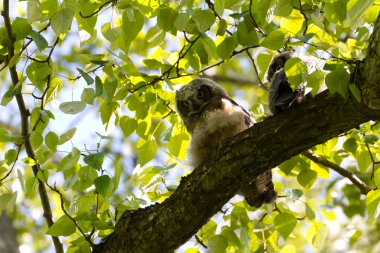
xmin=94 ymin=15 xmax=380 ymax=253
xmin=94 ymin=93 xmax=380 ymax=253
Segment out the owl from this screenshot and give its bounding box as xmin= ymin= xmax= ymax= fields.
xmin=175 ymin=78 xmax=277 ymax=208
xmin=267 ymin=52 xmax=306 ymax=115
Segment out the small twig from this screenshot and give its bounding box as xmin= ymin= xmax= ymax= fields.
xmin=249 ymin=0 xmax=266 ymax=36
xmin=47 ymin=182 xmax=95 ymax=247
xmin=298 ymin=0 xmax=308 ymax=35
xmin=205 ymin=0 xmax=232 ymax=35
xmin=365 ymin=143 xmax=379 ymax=180
xmin=195 ymin=234 xmax=208 ymax=249
xmin=79 ymin=0 xmax=115 ymax=18
xmin=245 ymin=49 xmax=266 ymax=90
xmin=302 ymin=150 xmax=371 ymax=194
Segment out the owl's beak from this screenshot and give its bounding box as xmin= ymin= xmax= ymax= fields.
xmin=188 ymin=101 xmax=209 ymax=116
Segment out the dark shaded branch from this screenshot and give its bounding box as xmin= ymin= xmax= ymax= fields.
xmin=93 ymin=14 xmax=380 ymax=253
xmin=360 ymin=14 xmax=380 ymax=109
xmin=302 ymin=150 xmax=371 ymax=194
xmin=94 ymin=91 xmax=380 ymax=253
xmin=1 ymin=1 xmax=64 ymax=252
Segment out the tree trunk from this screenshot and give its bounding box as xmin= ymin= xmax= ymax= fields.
xmin=93 ymin=15 xmax=380 ymax=253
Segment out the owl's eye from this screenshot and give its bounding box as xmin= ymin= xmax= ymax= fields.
xmin=196 ymin=91 xmax=204 ymax=99
xmin=183 ymin=101 xmax=190 ymax=107
xmin=275 ymin=65 xmax=282 ymax=71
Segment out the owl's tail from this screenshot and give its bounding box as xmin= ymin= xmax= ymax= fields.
xmin=239 ymin=170 xmax=277 ymax=208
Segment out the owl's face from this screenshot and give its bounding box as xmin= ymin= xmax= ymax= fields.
xmin=267 ymin=52 xmax=294 ymax=82
xmin=175 ymin=78 xmax=227 ymax=133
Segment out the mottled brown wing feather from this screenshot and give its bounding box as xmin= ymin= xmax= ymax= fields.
xmin=239 ymin=170 xmax=277 ymax=208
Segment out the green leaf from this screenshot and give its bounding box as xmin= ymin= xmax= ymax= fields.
xmin=237 ymin=21 xmax=259 ymax=46
xmin=221 ymin=226 xmax=242 ymax=248
xmin=95 ymin=76 xmax=103 ymax=97
xmin=0 ymin=192 xmax=17 ymax=212
xmin=26 ymin=61 xmax=51 ymax=87
xmin=306 ymin=222 xmax=328 ymax=251
xmin=216 ymin=37 xmax=235 ymax=60
xmin=29 ymin=30 xmax=49 ymax=51
xmin=306 ymin=199 xmax=316 ymax=220
xmin=30 ymin=131 xmax=43 ymax=150
xmin=374 ymin=170 xmax=380 ymax=189
xmin=94 ymin=175 xmax=112 ymax=197
xmin=346 ymin=0 xmax=373 ymax=24
xmin=174 ymin=13 xmax=191 ymax=31
xmin=325 ymin=0 xmax=347 ymax=23
xmin=45 ymin=78 xmax=63 ymax=104
xmin=357 ymin=151 xmax=372 ymax=172
xmin=120 ymin=116 xmax=138 ymax=137
xmin=325 ymin=67 xmax=350 ymax=97
xmin=51 ymin=7 xmax=75 ymax=35
xmin=122 ymin=8 xmax=144 ymax=54
xmin=84 ymin=152 xmax=104 ymax=171
xmin=137 ymin=137 xmax=157 ymax=166
xmin=306 ymin=70 xmax=325 ymax=96
xmin=208 ymin=235 xmax=228 ymax=252
xmin=274 ymin=0 xmax=293 ymax=17
xmin=81 ymin=88 xmax=95 ymax=104
xmin=284 ymin=58 xmax=308 ymax=90
xmin=59 ymin=101 xmax=86 ymax=114
xmin=192 ymin=9 xmax=215 ymax=33
xmin=12 ymin=18 xmax=32 ymax=41
xmin=349 ymin=83 xmax=361 ymax=102
xmin=45 ymin=131 xmax=59 ymax=151
xmin=364 ymin=134 xmax=379 ymax=144
xmin=59 ymin=148 xmax=81 ymax=171
xmin=168 ymin=132 xmax=189 ymax=159
xmin=274 ymin=212 xmax=297 ymax=238
xmin=214 ymin=0 xmax=225 ymax=16
xmin=77 ymin=68 xmax=94 ymax=85
xmin=297 ymin=169 xmax=317 ymax=188
xmin=157 ymin=6 xmax=178 ymax=34
xmin=101 ymin=23 xmax=121 ymax=42
xmin=260 ymin=29 xmax=285 ymax=50
xmin=5 ymin=149 xmax=18 ymax=165
xmin=22 ymin=157 xmax=37 ymax=166
xmin=58 ymin=128 xmax=76 ymax=145
xmin=46 ymin=215 xmax=76 ymax=236
xmin=17 ymin=169 xmax=27 ymax=193
xmin=216 ymin=19 xmax=227 ymax=36
xmin=27 ymin=0 xmax=42 ymax=22
xmin=343 ymin=138 xmax=357 ymax=153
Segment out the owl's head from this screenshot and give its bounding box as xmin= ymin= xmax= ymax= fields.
xmin=175 ymin=78 xmax=227 ymax=132
xmin=267 ymin=51 xmax=294 ymax=82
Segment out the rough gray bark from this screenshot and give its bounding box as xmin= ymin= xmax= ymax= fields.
xmin=93 ymin=15 xmax=380 ymax=253
xmin=0 ymin=212 xmax=20 ymax=253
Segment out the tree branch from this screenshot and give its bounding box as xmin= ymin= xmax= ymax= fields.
xmin=1 ymin=1 xmax=64 ymax=252
xmin=302 ymin=150 xmax=371 ymax=195
xmin=94 ymin=91 xmax=380 ymax=253
xmin=93 ymin=13 xmax=380 ymax=253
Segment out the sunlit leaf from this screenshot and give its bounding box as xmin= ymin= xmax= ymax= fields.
xmin=274 ymin=212 xmax=297 ymax=238
xmin=260 ymin=29 xmax=285 ymax=50
xmin=94 ymin=175 xmax=112 ymax=197
xmin=59 ymin=101 xmax=86 ymax=115
xmin=192 ymin=9 xmax=215 ymax=32
xmin=366 ymin=189 xmax=380 ymax=219
xmin=47 ymin=215 xmax=76 ymax=236
xmin=137 ymin=137 xmax=157 ymax=166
